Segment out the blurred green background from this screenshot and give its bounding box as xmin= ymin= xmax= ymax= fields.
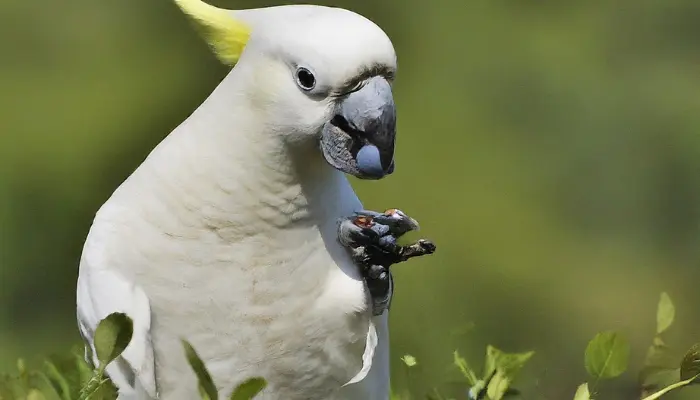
xmin=2 ymin=0 xmax=700 ymax=398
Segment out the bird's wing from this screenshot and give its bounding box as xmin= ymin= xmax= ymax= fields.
xmin=77 ymin=262 xmax=157 ymax=399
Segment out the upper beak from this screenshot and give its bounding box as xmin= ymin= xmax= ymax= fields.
xmin=331 ymin=76 xmax=396 ymax=179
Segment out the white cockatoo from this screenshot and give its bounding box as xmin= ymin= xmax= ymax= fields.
xmin=76 ymin=1 xmax=434 ymax=399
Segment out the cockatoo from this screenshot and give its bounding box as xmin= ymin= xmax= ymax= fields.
xmin=76 ymin=1 xmax=434 ymax=399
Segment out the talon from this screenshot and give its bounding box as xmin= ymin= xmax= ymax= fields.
xmin=367 ymin=264 xmax=388 ymax=280
xmin=365 ymin=267 xmax=393 ymax=316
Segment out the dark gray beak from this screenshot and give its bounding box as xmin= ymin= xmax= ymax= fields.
xmin=320 ymin=76 xmax=396 ymax=180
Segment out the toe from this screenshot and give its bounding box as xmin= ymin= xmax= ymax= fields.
xmin=376 ymin=209 xmax=420 ymax=234
xmin=418 ymin=239 xmax=437 ymax=253
xmin=353 ymin=215 xmax=374 ymax=228
xmin=338 ymin=218 xmax=379 ymax=247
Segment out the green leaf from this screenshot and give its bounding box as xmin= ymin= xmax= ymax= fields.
xmin=78 ymin=375 xmax=109 ymax=400
xmin=77 ymin=350 xmax=119 ymax=400
xmin=182 ymin=340 xmax=218 ymax=400
xmin=1 ymin=375 xmax=29 ymax=399
xmin=640 ymin=335 xmax=676 ymax=389
xmin=643 ymin=337 xmax=674 ymax=370
xmin=639 ymin=367 xmax=679 ymax=396
xmin=41 ymin=349 xmax=118 ymax=400
xmin=27 ymin=389 xmax=47 ymax=400
xmin=640 ymin=366 xmax=677 ymax=385
xmin=487 ymin=370 xmax=510 ymax=400
xmin=656 ymin=292 xmax=675 ymax=335
xmin=43 ymin=361 xmax=73 ymax=400
xmin=573 ymin=383 xmax=591 ymax=400
xmin=401 ymin=355 xmax=418 ymax=368
xmin=229 ymin=377 xmax=267 ymax=400
xmin=453 ymin=350 xmax=478 ymax=386
xmin=483 ymin=346 xmax=534 ymax=400
xmin=483 ymin=346 xmax=534 ymax=379
xmin=93 ymin=313 xmax=134 ymax=367
xmin=486 ymin=374 xmax=523 ymax=400
xmin=584 ymin=331 xmax=630 ymax=380
xmin=680 ymin=343 xmax=700 ymax=382
xmin=72 ymin=352 xmax=95 ymax=389
xmin=17 ymin=359 xmax=27 ymax=377
xmin=0 ymin=375 xmax=13 ymax=400
xmin=28 ymin=371 xmax=62 ymax=400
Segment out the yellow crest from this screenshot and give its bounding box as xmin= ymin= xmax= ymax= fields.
xmin=174 ymin=0 xmax=251 ymax=65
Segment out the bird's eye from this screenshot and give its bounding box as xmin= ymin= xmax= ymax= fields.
xmin=296 ymin=67 xmax=316 ymax=91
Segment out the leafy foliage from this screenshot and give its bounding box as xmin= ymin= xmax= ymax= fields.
xmin=399 ymin=345 xmax=533 ymax=400
xmin=2 ymin=293 xmax=700 ymax=399
xmin=573 ymin=383 xmax=590 ymax=400
xmin=656 ymin=292 xmax=675 ymax=336
xmin=229 ymin=377 xmax=267 ymax=400
xmin=182 ymin=339 xmax=218 ymax=400
xmin=0 ymin=348 xmax=117 ymax=400
xmin=181 ymin=339 xmax=267 ymax=400
xmin=584 ymin=331 xmax=630 ymax=380
xmin=679 ymin=344 xmax=700 ymax=382
xmin=572 ymin=292 xmax=700 ymax=400
xmin=79 ymin=313 xmax=133 ymax=400
xmin=92 ymin=313 xmax=133 ymax=368
xmin=401 ymin=355 xmax=418 ymax=368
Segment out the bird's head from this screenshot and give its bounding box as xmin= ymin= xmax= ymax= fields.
xmin=174 ymin=1 xmax=397 ymax=180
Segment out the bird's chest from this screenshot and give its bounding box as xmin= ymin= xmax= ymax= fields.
xmin=142 ymin=229 xmax=373 ymax=398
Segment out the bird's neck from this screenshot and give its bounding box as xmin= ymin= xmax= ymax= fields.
xmin=138 ymin=73 xmax=359 ymax=242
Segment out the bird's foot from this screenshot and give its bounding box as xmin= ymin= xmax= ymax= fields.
xmin=338 ymin=209 xmax=436 ymax=316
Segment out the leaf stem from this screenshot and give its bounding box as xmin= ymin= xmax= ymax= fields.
xmin=640 ymin=374 xmax=700 ymax=400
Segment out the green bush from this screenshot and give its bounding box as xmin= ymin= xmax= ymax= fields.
xmin=1 ymin=292 xmax=698 ymax=400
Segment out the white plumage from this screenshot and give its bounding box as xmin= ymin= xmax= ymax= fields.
xmin=77 ymin=3 xmax=397 ymax=400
